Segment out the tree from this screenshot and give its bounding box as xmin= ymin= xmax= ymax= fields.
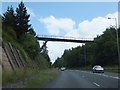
xmin=53 ymin=57 xmax=63 ymax=68
xmin=2 ymin=6 xmax=16 ymax=28
xmin=28 ymin=27 xmax=36 ymax=36
xmin=22 ymin=33 xmax=40 ymax=60
xmin=15 ymin=2 xmax=31 ymax=39
xmin=54 ymin=27 xmax=119 ymax=68
xmin=41 ymin=43 xmax=51 ymax=66
xmin=94 ymin=27 xmax=118 ymax=66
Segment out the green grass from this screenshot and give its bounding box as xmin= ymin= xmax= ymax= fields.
xmin=2 ymin=26 xmax=49 ymax=69
xmin=104 ymin=65 xmax=120 ymax=73
xmin=2 ymin=27 xmax=59 ymax=88
xmin=25 ymin=68 xmax=59 ymax=88
xmin=2 ymin=27 xmax=17 ymax=43
xmin=2 ymin=27 xmax=42 ymax=69
xmin=2 ymin=28 xmax=31 ymax=64
xmin=2 ymin=68 xmax=59 ymax=88
xmin=2 ymin=27 xmax=37 ymax=85
xmin=2 ymin=68 xmax=34 ymax=85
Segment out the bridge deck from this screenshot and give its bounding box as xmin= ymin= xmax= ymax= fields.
xmin=36 ymin=36 xmax=94 ymax=43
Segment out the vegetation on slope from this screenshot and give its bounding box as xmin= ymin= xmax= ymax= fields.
xmin=53 ymin=27 xmax=120 ymax=70
xmin=2 ymin=2 xmax=55 ymax=86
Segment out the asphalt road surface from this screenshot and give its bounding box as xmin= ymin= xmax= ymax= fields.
xmin=45 ymin=70 xmax=120 ymax=88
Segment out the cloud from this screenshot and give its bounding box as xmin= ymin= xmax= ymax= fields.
xmin=78 ymin=17 xmax=109 ymax=38
xmin=39 ymin=12 xmax=118 ymax=63
xmin=47 ymin=42 xmax=81 ymax=62
xmin=39 ymin=16 xmax=75 ymax=35
xmin=78 ymin=12 xmax=118 ymax=38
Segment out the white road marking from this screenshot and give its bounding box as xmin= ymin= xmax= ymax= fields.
xmin=102 ymin=74 xmax=120 ymax=80
xmin=80 ymin=71 xmax=120 ymax=80
xmin=93 ymin=82 xmax=100 ymax=87
xmin=94 ymin=73 xmax=120 ymax=80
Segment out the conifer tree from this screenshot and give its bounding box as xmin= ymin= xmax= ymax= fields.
xmin=16 ymin=2 xmax=31 ymax=39
xmin=2 ymin=6 xmax=15 ymax=27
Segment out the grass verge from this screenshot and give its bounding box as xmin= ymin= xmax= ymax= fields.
xmin=2 ymin=68 xmax=34 ymax=85
xmin=104 ymin=65 xmax=120 ymax=73
xmin=25 ymin=68 xmax=59 ymax=88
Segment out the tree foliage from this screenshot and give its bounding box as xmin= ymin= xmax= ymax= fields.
xmin=53 ymin=27 xmax=119 ymax=68
xmin=41 ymin=44 xmax=51 ymax=67
xmin=2 ymin=2 xmax=36 ymax=39
xmin=94 ymin=27 xmax=118 ymax=66
xmin=21 ymin=33 xmax=40 ymax=60
xmin=15 ymin=2 xmax=31 ymax=39
xmin=2 ymin=1 xmax=50 ymax=68
xmin=2 ymin=6 xmax=16 ymax=28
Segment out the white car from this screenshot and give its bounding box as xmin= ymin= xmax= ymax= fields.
xmin=92 ymin=65 xmax=104 ymax=73
xmin=60 ymin=67 xmax=66 ymax=71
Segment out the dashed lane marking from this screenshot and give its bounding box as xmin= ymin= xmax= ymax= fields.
xmin=93 ymin=82 xmax=100 ymax=87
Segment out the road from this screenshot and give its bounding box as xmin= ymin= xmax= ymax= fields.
xmin=45 ymin=70 xmax=120 ymax=88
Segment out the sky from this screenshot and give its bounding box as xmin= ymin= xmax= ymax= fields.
xmin=2 ymin=1 xmax=119 ymax=63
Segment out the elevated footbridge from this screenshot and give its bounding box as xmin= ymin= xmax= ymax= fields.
xmin=36 ymin=35 xmax=94 ymax=43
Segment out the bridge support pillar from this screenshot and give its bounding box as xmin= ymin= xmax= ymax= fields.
xmin=40 ymin=41 xmax=48 ymax=52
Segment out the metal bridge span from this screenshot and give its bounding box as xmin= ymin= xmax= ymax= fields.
xmin=36 ymin=35 xmax=94 ymax=43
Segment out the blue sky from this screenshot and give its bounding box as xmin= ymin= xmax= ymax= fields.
xmin=2 ymin=2 xmax=118 ymax=62
xmin=2 ymin=2 xmax=118 ymax=35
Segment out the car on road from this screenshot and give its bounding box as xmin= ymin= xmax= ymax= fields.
xmin=92 ymin=65 xmax=104 ymax=73
xmin=60 ymin=67 xmax=66 ymax=71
